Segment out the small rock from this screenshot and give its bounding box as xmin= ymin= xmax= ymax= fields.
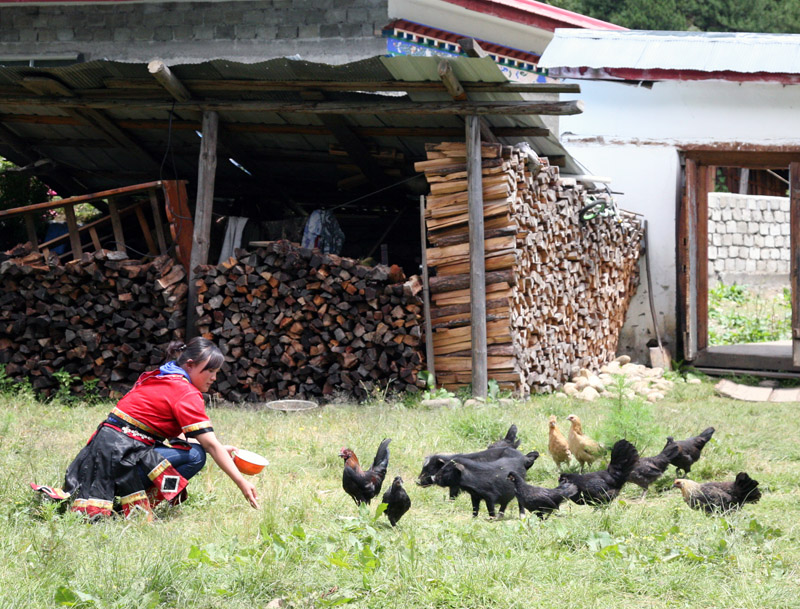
xmin=588 ymin=375 xmax=605 ymax=391
xmin=574 ymin=377 xmax=590 ymax=391
xmin=421 ymin=398 xmax=461 ymax=409
xmin=563 ymin=382 xmax=578 ymax=396
xmin=621 ymin=362 xmax=645 ymax=376
xmin=463 ymin=398 xmax=486 ymax=408
xmin=647 ymin=392 xmax=665 ymax=402
xmin=266 ymin=600 xmax=285 ymax=609
xmin=554 ymin=392 xmax=568 ymax=399
xmin=498 ymin=398 xmax=515 ymax=408
xmin=615 ymin=354 xmax=632 ymax=365
xmin=576 ymin=386 xmax=600 ymax=401
xmin=687 ymin=378 xmax=702 ymax=384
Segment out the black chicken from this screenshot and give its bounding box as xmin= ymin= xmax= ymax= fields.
xmin=666 ymin=427 xmax=715 ymax=475
xmin=523 ymin=450 xmax=540 ymax=469
xmin=382 ymin=476 xmax=411 ymax=526
xmin=674 ymin=472 xmax=761 ymax=514
xmin=488 ymin=424 xmax=521 ymax=449
xmin=559 ymin=439 xmax=639 ymax=506
xmin=507 ymin=471 xmax=577 ymax=519
xmin=339 ymin=438 xmax=391 ymax=505
xmin=628 ymin=441 xmax=681 ymax=499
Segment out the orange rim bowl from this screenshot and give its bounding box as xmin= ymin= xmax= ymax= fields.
xmin=232 ymin=449 xmax=268 ymax=475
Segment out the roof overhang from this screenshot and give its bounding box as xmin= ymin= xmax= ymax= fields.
xmin=540 ymin=28 xmax=800 ymax=84
xmin=389 ymin=0 xmax=623 ymax=56
xmin=0 ymin=55 xmax=587 ymax=203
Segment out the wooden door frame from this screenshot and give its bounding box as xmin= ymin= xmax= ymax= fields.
xmin=678 ymin=147 xmax=800 ymax=370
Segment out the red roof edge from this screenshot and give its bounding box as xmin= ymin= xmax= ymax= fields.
xmin=556 ymin=67 xmax=800 ymax=84
xmin=439 ymin=0 xmax=626 ymax=32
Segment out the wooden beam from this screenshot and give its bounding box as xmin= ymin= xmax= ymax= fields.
xmin=0 ymin=96 xmax=584 ymax=115
xmin=467 ymin=115 xmax=488 ymax=398
xmin=19 ymin=76 xmax=161 ymax=171
xmin=438 ymin=59 xmax=499 ymax=144
xmin=791 ymin=162 xmax=800 ymax=366
xmin=187 ymin=110 xmax=219 ymax=338
xmin=420 ymin=195 xmax=435 ymax=384
xmin=458 ymin=38 xmax=489 ymax=59
xmin=102 ymin=77 xmax=581 ymax=94
xmin=438 ymin=60 xmax=466 ymax=101
xmin=1 ymin=114 xmax=550 ymax=137
xmin=147 ymin=59 xmax=193 ymax=103
xmin=319 ymin=114 xmax=395 ymax=190
xmin=63 ymin=204 xmax=82 ymax=261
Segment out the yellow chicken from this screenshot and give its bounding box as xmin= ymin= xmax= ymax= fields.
xmin=566 ymin=414 xmax=604 ymax=472
xmin=547 ymin=415 xmax=572 ymax=470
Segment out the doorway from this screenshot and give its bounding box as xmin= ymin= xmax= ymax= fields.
xmin=678 ymin=150 xmax=800 ymax=374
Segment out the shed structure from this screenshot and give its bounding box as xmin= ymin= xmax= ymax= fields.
xmin=539 ymin=29 xmax=800 ymax=376
xmin=0 ymin=53 xmax=594 ymax=397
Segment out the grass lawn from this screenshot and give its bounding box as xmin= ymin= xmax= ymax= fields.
xmin=1 ymin=376 xmax=799 ymax=609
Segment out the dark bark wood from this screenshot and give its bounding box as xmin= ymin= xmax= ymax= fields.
xmin=429 ymin=269 xmax=515 ymax=294
xmin=0 ymin=96 xmax=585 ymax=116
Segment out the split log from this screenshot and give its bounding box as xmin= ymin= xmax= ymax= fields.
xmin=419 ymin=142 xmax=644 ymax=395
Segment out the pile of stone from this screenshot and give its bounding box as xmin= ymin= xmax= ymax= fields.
xmin=557 ymin=355 xmax=692 ymax=402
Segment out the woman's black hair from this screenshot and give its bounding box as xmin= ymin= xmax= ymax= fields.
xmin=165 ymin=337 xmax=223 ymax=371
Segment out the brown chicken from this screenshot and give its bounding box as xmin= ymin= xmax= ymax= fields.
xmin=547 ymin=415 xmax=572 ymax=470
xmin=566 ymin=414 xmax=604 ymax=472
xmin=339 ymin=438 xmax=391 ymax=505
xmin=674 ymin=472 xmax=761 ymax=514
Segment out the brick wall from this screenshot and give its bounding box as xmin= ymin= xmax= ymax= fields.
xmin=0 ymin=0 xmax=389 ymax=64
xmin=707 ymin=192 xmax=790 ymax=286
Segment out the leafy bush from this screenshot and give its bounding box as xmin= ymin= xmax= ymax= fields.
xmin=448 ymin=409 xmax=507 ymax=447
xmin=708 ymin=282 xmax=791 ymax=345
xmin=598 ymin=375 xmax=662 ymax=453
xmin=0 ymin=157 xmax=51 ymax=250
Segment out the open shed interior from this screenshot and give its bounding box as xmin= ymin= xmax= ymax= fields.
xmin=0 ymin=55 xmax=582 ymax=275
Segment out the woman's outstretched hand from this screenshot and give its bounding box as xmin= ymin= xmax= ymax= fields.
xmin=239 ymin=479 xmax=260 ymax=509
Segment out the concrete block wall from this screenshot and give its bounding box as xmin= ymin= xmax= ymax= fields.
xmin=0 ymin=0 xmax=390 ymax=65
xmin=707 ymin=192 xmax=790 ymax=286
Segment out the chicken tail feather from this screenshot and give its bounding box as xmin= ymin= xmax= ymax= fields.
xmin=607 ymin=439 xmax=639 ymax=485
xmin=732 ymin=472 xmax=761 ymax=505
xmin=371 ymin=438 xmax=391 ymax=478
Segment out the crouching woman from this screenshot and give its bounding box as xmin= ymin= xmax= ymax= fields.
xmin=33 ymin=337 xmax=259 ymax=518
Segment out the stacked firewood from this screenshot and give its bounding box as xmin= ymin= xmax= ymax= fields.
xmin=0 ymin=244 xmax=186 ymax=398
xmin=193 ymin=240 xmax=424 ymax=402
xmin=416 ymin=142 xmax=643 ymax=394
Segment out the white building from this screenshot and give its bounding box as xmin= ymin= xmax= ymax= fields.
xmin=539 ymin=29 xmax=800 ymax=374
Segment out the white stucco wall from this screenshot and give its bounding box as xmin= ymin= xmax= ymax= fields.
xmin=556 ymin=78 xmax=800 ymax=362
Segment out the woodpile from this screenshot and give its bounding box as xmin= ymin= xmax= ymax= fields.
xmin=416 ymin=142 xmax=644 ymax=395
xmin=192 ymin=240 xmax=424 ymax=402
xmin=0 ymin=244 xmax=186 ymax=398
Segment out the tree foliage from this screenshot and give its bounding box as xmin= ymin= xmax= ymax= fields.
xmin=0 ymin=158 xmax=50 ymax=250
xmin=545 ymin=0 xmax=800 ymax=32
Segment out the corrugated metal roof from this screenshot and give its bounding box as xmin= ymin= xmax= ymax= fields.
xmin=0 ymin=54 xmax=582 ymax=198
xmin=381 ymin=55 xmax=581 ymax=173
xmin=539 ymin=29 xmax=800 ymax=75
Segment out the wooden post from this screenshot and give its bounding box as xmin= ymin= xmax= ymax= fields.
xmin=23 ymin=213 xmax=38 ymax=247
xmin=107 ymin=199 xmax=126 ymax=252
xmin=790 ymin=162 xmax=800 ymax=366
xmin=420 ymin=195 xmax=436 ymax=385
xmin=148 ymin=188 xmax=168 ymax=254
xmin=63 ymin=205 xmax=82 ymax=261
xmin=467 ymin=115 xmax=488 ymax=398
xmin=187 ymin=110 xmax=219 ymax=338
